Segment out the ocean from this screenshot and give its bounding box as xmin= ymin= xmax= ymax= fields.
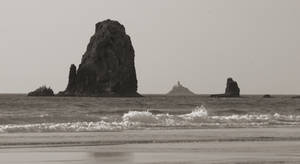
xmin=1 ymin=94 xmax=300 ymax=133
xmin=1 ymin=94 xmax=300 ymax=163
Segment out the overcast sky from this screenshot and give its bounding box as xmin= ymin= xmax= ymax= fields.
xmin=0 ymin=0 xmax=299 ymax=94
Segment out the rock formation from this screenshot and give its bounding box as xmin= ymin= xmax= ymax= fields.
xmin=263 ymin=94 xmax=272 ymax=98
xmin=28 ymin=86 xmax=54 ymax=96
xmin=64 ymin=64 xmax=77 ymax=95
xmin=292 ymin=96 xmax=300 ymax=99
xmin=224 ymin=78 xmax=240 ymax=97
xmin=167 ymin=81 xmax=196 ymax=96
xmin=211 ymin=78 xmax=240 ymax=97
xmin=58 ymin=19 xmax=140 ymax=97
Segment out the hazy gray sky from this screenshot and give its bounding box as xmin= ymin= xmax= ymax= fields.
xmin=0 ymin=0 xmax=299 ymax=94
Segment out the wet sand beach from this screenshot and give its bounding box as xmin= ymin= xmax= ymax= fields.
xmin=1 ymin=141 xmax=300 ymax=164
xmin=0 ymin=128 xmax=300 ymax=164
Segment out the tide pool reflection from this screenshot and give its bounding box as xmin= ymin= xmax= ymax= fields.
xmin=89 ymin=152 xmax=133 ymax=164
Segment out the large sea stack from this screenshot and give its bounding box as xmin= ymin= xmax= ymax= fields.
xmin=59 ymin=19 xmax=140 ymax=97
xmin=211 ymin=78 xmax=240 ymax=97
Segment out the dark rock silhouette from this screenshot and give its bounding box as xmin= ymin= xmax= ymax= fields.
xmin=225 ymin=78 xmax=240 ymax=97
xmin=58 ymin=19 xmax=140 ymax=97
xmin=167 ymin=81 xmax=196 ymax=96
xmin=28 ymin=86 xmax=54 ymax=97
xmin=263 ymin=94 xmax=272 ymax=98
xmin=64 ymin=64 xmax=77 ymax=95
xmin=211 ymin=78 xmax=240 ymax=97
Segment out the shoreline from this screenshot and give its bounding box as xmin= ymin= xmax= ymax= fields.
xmin=0 ymin=127 xmax=300 ymax=149
xmin=1 ymin=141 xmax=300 ymax=164
xmin=1 ymin=128 xmax=300 ymax=163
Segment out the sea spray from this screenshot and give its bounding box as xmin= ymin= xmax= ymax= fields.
xmin=179 ymin=105 xmax=208 ymax=120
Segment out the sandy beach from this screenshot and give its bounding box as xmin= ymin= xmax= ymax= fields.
xmin=0 ymin=128 xmax=300 ymax=164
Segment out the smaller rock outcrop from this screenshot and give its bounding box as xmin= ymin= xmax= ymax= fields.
xmin=225 ymin=78 xmax=240 ymax=97
xmin=167 ymin=81 xmax=196 ymax=96
xmin=28 ymin=86 xmax=54 ymax=96
xmin=211 ymin=78 xmax=240 ymax=97
xmin=60 ymin=64 xmax=77 ymax=96
xmin=263 ymin=94 xmax=272 ymax=98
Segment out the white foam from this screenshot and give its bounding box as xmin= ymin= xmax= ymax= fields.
xmin=179 ymin=105 xmax=208 ymax=120
xmin=1 ymin=106 xmax=300 ymax=133
xmin=0 ymin=121 xmax=124 ymax=133
xmin=122 ymin=111 xmax=158 ymax=123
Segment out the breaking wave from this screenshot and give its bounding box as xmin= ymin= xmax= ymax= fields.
xmin=1 ymin=105 xmax=300 ymax=133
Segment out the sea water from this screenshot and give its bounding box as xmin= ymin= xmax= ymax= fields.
xmin=0 ymin=94 xmax=300 ymax=133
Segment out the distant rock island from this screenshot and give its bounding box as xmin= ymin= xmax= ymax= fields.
xmin=211 ymin=78 xmax=240 ymax=97
xmin=58 ymin=19 xmax=141 ymax=97
xmin=28 ymin=86 xmax=54 ymax=97
xmin=263 ymin=94 xmax=272 ymax=98
xmin=167 ymin=81 xmax=196 ymax=96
